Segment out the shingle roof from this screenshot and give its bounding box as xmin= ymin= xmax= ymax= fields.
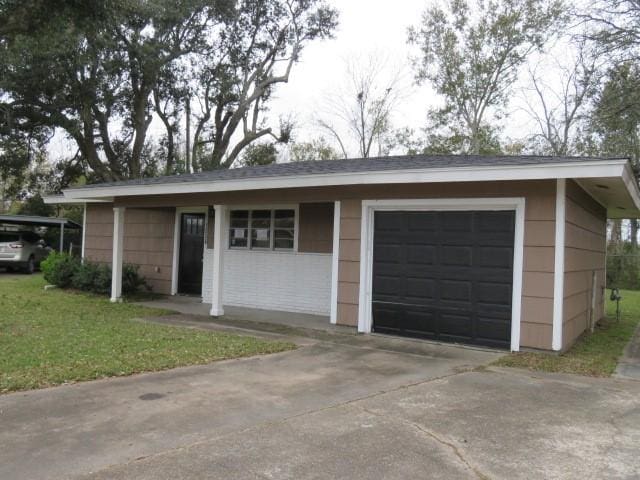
xmin=74 ymin=154 xmax=628 ymax=190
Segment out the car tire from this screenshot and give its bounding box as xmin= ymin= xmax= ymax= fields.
xmin=24 ymin=256 xmax=35 ymax=275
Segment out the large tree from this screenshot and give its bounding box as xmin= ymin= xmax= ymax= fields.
xmin=408 ymin=0 xmax=565 ymax=154
xmin=523 ymin=41 xmax=603 ymax=155
xmin=0 ymin=0 xmax=337 ymax=182
xmin=188 ymin=0 xmax=338 ymax=170
xmin=0 ymin=0 xmax=226 ymax=181
xmin=315 ymin=54 xmax=405 ymax=159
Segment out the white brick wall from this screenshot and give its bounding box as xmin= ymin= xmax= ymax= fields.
xmin=202 ymin=249 xmax=332 ymax=315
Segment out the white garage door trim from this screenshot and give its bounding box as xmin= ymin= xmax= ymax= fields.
xmin=358 ymin=198 xmax=526 ymax=352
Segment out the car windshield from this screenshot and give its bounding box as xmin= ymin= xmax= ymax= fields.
xmin=0 ymin=232 xmax=20 ymax=243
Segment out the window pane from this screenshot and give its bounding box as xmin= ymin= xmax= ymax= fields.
xmin=230 ymin=210 xmax=249 ymax=228
xmin=274 ymin=209 xmax=295 ymax=228
xmin=274 ymin=237 xmax=294 ymax=249
xmin=229 ymin=210 xmax=249 ymax=248
xmin=251 ymin=210 xmax=271 ymax=248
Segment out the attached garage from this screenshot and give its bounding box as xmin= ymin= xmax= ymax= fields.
xmin=371 ymin=210 xmax=515 ymax=348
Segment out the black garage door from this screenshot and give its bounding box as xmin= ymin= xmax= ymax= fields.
xmin=372 ymin=210 xmax=514 ymax=349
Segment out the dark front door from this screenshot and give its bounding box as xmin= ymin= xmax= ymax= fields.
xmin=372 ymin=210 xmax=515 ymax=349
xmin=178 ymin=213 xmax=205 ymax=295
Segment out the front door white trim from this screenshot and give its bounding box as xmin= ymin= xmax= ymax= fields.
xmin=358 ymin=197 xmax=526 ymax=352
xmin=171 ymin=206 xmax=209 ymax=297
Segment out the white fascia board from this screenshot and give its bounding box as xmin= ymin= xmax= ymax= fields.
xmin=63 ymin=160 xmax=628 ymax=200
xmin=44 ymin=195 xmax=112 ymax=204
xmin=622 ymin=162 xmax=640 ymax=211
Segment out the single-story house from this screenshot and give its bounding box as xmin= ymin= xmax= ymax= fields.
xmin=46 ymin=155 xmax=640 ymax=352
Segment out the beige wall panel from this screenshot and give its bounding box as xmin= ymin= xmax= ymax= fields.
xmin=561 ymin=181 xmax=607 ymax=351
xmin=339 ymin=239 xmax=361 ymax=262
xmin=340 ymin=217 xmax=361 ymax=240
xmin=521 ymin=297 xmax=554 ymax=325
xmin=566 ymin=199 xmax=607 ymax=235
xmin=338 ymin=260 xmax=360 ymax=284
xmin=564 ymin=222 xmax=606 ymax=251
xmin=338 ymin=281 xmax=360 ymax=305
xmin=563 ymin=313 xmax=588 ymax=348
xmin=520 ymin=322 xmax=553 ymax=350
xmin=337 ymin=303 xmax=359 ymax=327
xmin=522 ymin=271 xmax=554 ymax=299
xmin=564 ymin=248 xmax=605 ymax=273
xmin=523 ymin=246 xmax=555 ymax=273
xmin=563 ymin=291 xmax=589 ymax=323
xmin=524 ymin=220 xmax=555 ymax=247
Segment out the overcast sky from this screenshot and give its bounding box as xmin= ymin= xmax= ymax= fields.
xmin=268 ymin=0 xmax=433 ymax=148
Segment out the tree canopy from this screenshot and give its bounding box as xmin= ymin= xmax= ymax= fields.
xmin=0 ymin=0 xmax=338 ymax=183
xmin=408 ymin=0 xmax=565 ymax=154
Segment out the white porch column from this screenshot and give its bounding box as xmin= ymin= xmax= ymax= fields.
xmin=330 ymin=200 xmax=341 ymax=324
xmin=210 ymin=204 xmax=226 ymax=316
xmin=81 ymin=203 xmax=87 ymax=263
xmin=110 ymin=207 xmax=125 ymax=303
xmin=552 ymin=179 xmax=566 ymax=351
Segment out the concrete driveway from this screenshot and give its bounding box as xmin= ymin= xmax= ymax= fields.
xmin=1 ymin=328 xmax=639 ymax=480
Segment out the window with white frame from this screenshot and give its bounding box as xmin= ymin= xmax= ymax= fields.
xmin=229 ymin=209 xmax=295 ymax=250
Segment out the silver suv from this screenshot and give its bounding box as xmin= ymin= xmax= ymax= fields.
xmin=0 ymin=231 xmax=51 ymax=274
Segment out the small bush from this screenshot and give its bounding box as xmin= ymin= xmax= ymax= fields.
xmin=42 ymin=253 xmax=148 ymax=296
xmin=41 ymin=252 xmax=80 ymax=288
xmin=122 ymin=264 xmax=148 ymax=294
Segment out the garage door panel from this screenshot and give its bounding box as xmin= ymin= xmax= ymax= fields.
xmin=441 ymin=246 xmax=473 ymax=266
xmin=439 ymin=312 xmax=473 ymax=336
xmin=371 ymin=305 xmax=403 ymax=333
xmin=406 ymin=245 xmax=436 ymax=264
xmin=374 ymin=244 xmax=403 ymax=263
xmin=406 ymin=277 xmax=436 ymax=300
xmin=477 ymin=246 xmax=514 ymax=268
xmin=475 ymin=282 xmax=512 ymax=305
xmin=440 ymin=280 xmax=471 ymax=302
xmin=404 ymin=309 xmax=437 ymax=335
xmin=407 ymin=212 xmax=438 ymax=231
xmin=441 ymin=212 xmax=473 ymax=232
xmin=372 ymin=275 xmax=402 ymax=297
xmin=372 ymin=210 xmax=514 ymax=348
xmin=476 ymin=317 xmax=511 ymax=341
xmin=477 ymin=212 xmax=515 ymax=232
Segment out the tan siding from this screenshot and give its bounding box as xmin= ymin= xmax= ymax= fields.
xmin=562 ymin=180 xmax=607 ymax=350
xmin=84 ymin=204 xmax=175 ymax=295
xmin=84 ymin=204 xmax=114 ymax=266
xmin=336 ymin=199 xmax=362 ymax=326
xmin=298 ymin=203 xmax=334 ymax=254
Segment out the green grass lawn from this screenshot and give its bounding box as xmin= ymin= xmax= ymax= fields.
xmin=0 ymin=275 xmax=295 ymax=393
xmin=494 ymin=289 xmax=640 ymax=376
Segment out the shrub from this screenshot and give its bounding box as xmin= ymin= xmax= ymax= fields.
xmin=42 ymin=253 xmax=148 ymax=296
xmin=41 ymin=252 xmax=80 ymax=288
xmin=122 ymin=264 xmax=148 ymax=294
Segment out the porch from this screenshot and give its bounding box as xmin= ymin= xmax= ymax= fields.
xmin=135 ymin=295 xmax=352 ymax=335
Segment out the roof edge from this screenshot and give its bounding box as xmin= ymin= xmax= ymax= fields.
xmin=62 ymin=159 xmax=629 ymax=200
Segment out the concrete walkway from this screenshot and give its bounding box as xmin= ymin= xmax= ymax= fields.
xmin=615 ymin=323 xmax=640 ymax=380
xmin=1 ymin=320 xmax=640 ymax=479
